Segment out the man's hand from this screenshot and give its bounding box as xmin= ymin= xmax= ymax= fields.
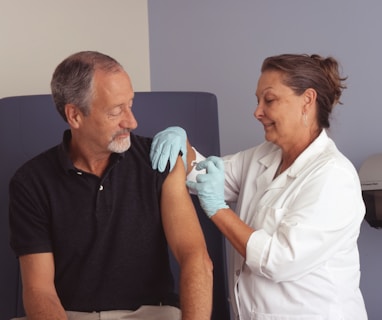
xmin=186 ymin=156 xmax=228 ymax=218
xmin=150 ymin=126 xmax=187 ymax=172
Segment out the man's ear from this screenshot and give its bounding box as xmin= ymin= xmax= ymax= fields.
xmin=65 ymin=104 xmax=82 ymax=128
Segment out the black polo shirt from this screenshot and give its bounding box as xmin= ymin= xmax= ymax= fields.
xmin=9 ymin=130 xmax=177 ymax=311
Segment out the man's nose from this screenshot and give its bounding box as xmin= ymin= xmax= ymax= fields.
xmin=121 ymin=109 xmax=138 ymax=130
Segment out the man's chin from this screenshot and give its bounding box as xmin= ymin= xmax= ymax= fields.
xmin=108 ymin=137 xmax=131 ymax=153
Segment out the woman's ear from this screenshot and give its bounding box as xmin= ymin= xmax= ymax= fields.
xmin=303 ymin=88 xmax=317 ymax=112
xmin=65 ymin=104 xmax=82 ymax=128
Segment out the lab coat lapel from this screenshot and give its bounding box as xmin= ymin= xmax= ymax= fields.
xmin=258 ymin=130 xmax=329 ymax=196
xmin=255 ymin=149 xmax=285 ymax=196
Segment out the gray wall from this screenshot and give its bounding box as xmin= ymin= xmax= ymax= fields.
xmin=148 ymin=1 xmax=382 ymax=318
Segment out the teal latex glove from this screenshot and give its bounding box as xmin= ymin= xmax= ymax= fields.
xmin=150 ymin=126 xmax=187 ymax=172
xmin=186 ymin=156 xmax=228 ymax=218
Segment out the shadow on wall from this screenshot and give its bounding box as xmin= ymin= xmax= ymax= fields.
xmin=358 ymin=220 xmax=382 ymax=319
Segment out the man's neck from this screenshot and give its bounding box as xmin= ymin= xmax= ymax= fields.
xmin=69 ymin=142 xmax=111 ymax=177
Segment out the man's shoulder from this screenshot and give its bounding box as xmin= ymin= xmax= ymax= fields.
xmin=127 ymin=133 xmax=170 ymax=179
xmin=128 ymin=133 xmax=153 ymax=162
xmin=12 ymin=145 xmax=60 ymax=181
xmin=130 ymin=133 xmax=152 ymax=148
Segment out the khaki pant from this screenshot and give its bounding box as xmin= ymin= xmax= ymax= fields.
xmin=12 ymin=305 xmax=181 ymax=320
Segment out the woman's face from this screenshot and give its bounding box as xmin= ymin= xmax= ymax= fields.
xmin=255 ymin=70 xmax=307 ymax=149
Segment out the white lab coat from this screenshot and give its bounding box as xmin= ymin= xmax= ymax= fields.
xmin=192 ymin=130 xmax=367 ymax=320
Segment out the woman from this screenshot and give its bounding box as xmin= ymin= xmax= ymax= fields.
xmin=151 ymin=54 xmax=368 ymax=319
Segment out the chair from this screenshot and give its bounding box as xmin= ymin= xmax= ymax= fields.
xmin=0 ymin=92 xmax=230 ymax=320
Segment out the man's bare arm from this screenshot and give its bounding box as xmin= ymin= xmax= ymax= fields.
xmin=161 ymin=157 xmax=213 ymax=320
xmin=185 ymin=140 xmax=196 ymax=175
xmin=19 ymin=253 xmax=67 ymax=320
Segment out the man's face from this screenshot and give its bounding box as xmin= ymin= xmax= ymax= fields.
xmin=79 ymin=69 xmax=137 ymax=155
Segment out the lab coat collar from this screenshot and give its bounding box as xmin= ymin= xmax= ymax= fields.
xmin=259 ymin=129 xmax=329 ymax=181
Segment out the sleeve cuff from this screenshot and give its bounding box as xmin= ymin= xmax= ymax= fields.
xmin=245 ymin=229 xmax=271 ymax=276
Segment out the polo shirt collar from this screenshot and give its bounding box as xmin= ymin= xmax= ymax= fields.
xmin=58 ymin=129 xmax=125 ymax=174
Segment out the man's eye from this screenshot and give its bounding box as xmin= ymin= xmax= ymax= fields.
xmin=108 ymin=107 xmax=122 ymax=117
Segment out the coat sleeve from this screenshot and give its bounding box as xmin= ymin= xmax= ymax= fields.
xmin=245 ymin=162 xmax=365 ymax=282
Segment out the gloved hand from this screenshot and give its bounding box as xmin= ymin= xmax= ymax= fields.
xmin=150 ymin=126 xmax=187 ymax=172
xmin=186 ymin=156 xmax=228 ymax=218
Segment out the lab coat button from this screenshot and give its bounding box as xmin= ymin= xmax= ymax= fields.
xmin=235 ymin=269 xmax=240 ymax=276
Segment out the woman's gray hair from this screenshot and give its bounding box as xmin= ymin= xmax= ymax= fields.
xmin=50 ymin=51 xmax=123 ymax=122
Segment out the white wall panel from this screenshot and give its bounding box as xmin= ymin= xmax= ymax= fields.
xmin=0 ymin=0 xmax=150 ymax=97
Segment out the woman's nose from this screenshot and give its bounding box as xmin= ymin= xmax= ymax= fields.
xmin=254 ymin=103 xmax=263 ymax=120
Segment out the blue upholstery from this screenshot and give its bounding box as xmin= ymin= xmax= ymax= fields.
xmin=0 ymin=92 xmax=230 ymax=320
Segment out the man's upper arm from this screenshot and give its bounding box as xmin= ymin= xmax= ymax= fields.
xmin=160 ymin=157 xmax=207 ymax=263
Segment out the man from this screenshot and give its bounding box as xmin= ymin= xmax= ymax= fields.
xmin=9 ymin=51 xmax=212 ymax=320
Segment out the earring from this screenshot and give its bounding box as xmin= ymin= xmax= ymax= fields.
xmin=303 ymin=113 xmax=308 ymax=127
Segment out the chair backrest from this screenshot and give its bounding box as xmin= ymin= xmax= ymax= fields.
xmin=0 ymin=92 xmax=230 ymax=320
